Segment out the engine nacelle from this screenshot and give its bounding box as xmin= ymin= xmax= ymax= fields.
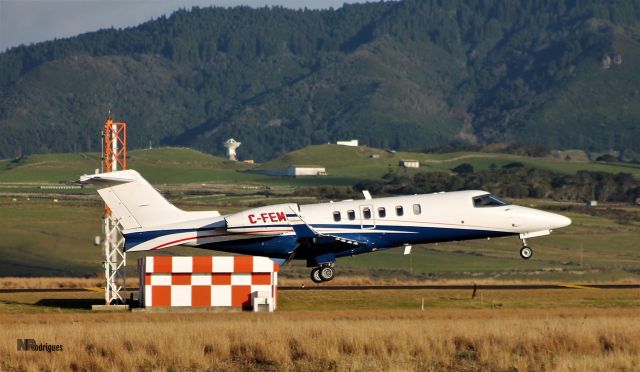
xmin=225 ymin=203 xmax=298 ymax=234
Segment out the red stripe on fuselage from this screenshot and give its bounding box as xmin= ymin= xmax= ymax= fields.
xmin=149 ymin=230 xmax=292 ymax=251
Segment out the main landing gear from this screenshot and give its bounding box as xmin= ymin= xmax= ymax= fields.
xmin=310 ymin=264 xmax=335 ymax=283
xmin=519 ymin=238 xmax=533 ymax=259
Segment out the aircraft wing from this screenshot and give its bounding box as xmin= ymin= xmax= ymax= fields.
xmin=287 ymin=207 xmax=367 ymax=247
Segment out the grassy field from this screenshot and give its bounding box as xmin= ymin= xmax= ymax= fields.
xmin=1 ymin=195 xmax=639 ymax=282
xmin=0 ymin=288 xmax=639 ymax=371
xmin=0 ymin=199 xmax=103 ymax=276
xmin=1 ymin=145 xmax=639 ymax=282
xmin=258 ymin=144 xmax=640 ymax=181
xmin=3 ymin=284 xmax=639 ymax=313
xmin=1 ymin=145 xmax=639 ymax=186
xmin=0 ymin=148 xmax=260 ymax=185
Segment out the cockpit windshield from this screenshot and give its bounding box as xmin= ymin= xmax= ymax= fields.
xmin=473 ymin=194 xmax=510 ymax=207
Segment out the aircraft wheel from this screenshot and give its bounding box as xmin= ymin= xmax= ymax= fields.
xmin=319 ymin=266 xmax=335 ymax=282
xmin=310 ymin=268 xmax=323 ymax=283
xmin=520 ymin=246 xmax=533 ymax=260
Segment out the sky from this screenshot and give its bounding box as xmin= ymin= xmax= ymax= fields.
xmin=0 ymin=0 xmax=371 ymax=52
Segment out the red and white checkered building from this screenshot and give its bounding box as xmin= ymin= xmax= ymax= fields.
xmin=139 ymin=256 xmax=279 ymax=309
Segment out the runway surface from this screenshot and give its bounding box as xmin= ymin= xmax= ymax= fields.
xmin=280 ymin=283 xmax=640 ymax=290
xmin=1 ymin=283 xmax=639 ymax=293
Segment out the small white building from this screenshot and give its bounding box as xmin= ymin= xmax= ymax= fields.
xmin=139 ymin=256 xmax=278 ymax=311
xmin=266 ymin=165 xmax=327 ymax=177
xmin=399 ymin=160 xmax=420 ymax=168
xmin=337 ymin=139 xmax=358 ymax=147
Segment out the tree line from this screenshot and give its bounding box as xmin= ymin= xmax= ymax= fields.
xmin=1 ymin=0 xmax=639 ymax=160
xmin=354 ymin=164 xmax=640 ymax=204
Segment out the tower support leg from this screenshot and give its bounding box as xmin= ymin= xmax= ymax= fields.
xmin=103 ymin=216 xmax=126 ymax=305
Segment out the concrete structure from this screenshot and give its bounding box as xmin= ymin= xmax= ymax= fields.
xmin=399 ymin=159 xmax=420 ymax=168
xmin=337 ymin=139 xmax=358 ymax=147
xmin=224 ymin=138 xmax=241 ymax=161
xmin=264 ymin=165 xmax=327 ymax=177
xmin=139 ymin=256 xmax=278 ymax=310
xmin=252 ymin=291 xmax=275 ymax=312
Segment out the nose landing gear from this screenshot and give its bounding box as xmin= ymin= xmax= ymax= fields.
xmin=519 ymin=238 xmax=533 ymax=259
xmin=520 ymin=245 xmax=533 ymax=259
xmin=310 ymin=264 xmax=335 ymax=283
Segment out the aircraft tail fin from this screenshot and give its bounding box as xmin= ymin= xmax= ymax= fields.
xmin=79 ymin=170 xmax=217 ymax=230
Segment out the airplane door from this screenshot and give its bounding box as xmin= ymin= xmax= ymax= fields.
xmin=359 ymin=205 xmax=375 ymax=229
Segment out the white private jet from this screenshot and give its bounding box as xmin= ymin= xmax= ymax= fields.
xmin=80 ymin=170 xmax=571 ymax=283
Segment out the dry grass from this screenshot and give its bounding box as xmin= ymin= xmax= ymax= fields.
xmin=0 ymin=277 xmax=102 ymax=289
xmin=3 ymin=276 xmax=639 ymax=289
xmin=279 ymin=275 xmax=640 ymax=286
xmin=1 ymin=309 xmax=639 ymax=371
xmin=0 ymin=277 xmax=139 ymax=290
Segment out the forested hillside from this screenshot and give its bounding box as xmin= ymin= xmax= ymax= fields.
xmin=1 ymin=0 xmax=639 ymax=161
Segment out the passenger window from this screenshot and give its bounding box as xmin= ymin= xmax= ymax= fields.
xmin=396 ymin=206 xmax=404 ymax=216
xmin=333 ymin=211 xmax=341 ymax=222
xmin=347 ymin=210 xmax=356 ymax=220
xmin=363 ymin=207 xmax=371 ymax=219
xmin=378 ymin=207 xmax=386 ymax=218
xmin=413 ymin=204 xmax=421 ymax=215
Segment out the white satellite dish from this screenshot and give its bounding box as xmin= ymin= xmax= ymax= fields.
xmin=224 ymin=138 xmax=241 ymax=161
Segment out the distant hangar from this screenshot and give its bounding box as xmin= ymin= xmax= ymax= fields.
xmin=264 ymin=165 xmax=327 ymax=177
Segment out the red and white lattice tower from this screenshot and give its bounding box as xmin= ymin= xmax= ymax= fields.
xmin=102 ymin=117 xmax=127 ymax=305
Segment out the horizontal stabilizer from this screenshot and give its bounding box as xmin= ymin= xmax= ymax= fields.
xmin=79 ymin=173 xmax=136 ymax=185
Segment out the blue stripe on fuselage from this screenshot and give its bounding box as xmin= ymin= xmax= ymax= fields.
xmin=194 ymin=224 xmax=514 ymax=260
xmin=197 ymin=235 xmax=298 ymax=259
xmin=123 ymin=223 xmax=515 ymax=258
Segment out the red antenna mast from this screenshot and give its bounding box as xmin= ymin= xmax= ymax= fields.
xmin=103 ymin=117 xmax=127 ymax=173
xmin=100 ymin=115 xmax=128 ymax=306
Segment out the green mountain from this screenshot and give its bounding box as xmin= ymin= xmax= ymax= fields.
xmin=1 ymin=0 xmax=639 ymax=161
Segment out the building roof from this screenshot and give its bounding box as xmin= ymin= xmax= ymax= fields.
xmin=288 ymin=164 xmax=326 ymax=168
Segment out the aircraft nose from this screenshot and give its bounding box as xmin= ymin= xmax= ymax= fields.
xmin=548 ymin=212 xmax=571 ymax=229
xmin=511 ymin=207 xmax=572 ymax=232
